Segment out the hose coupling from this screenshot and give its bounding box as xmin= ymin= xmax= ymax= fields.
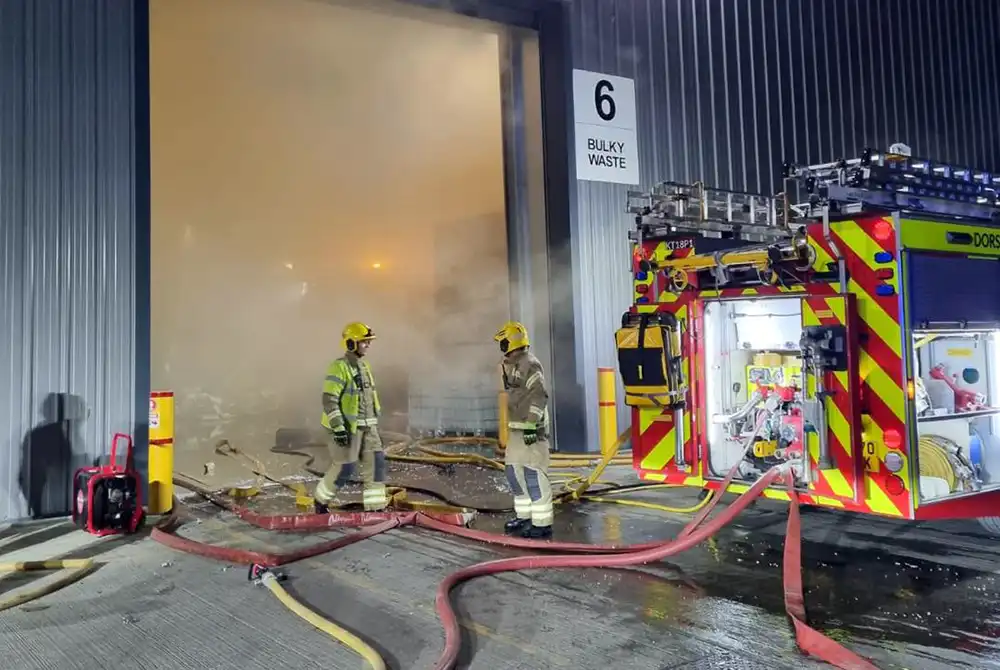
xmin=248 ymin=563 xmax=284 ymax=585
xmin=774 ymin=459 xmax=803 ymax=481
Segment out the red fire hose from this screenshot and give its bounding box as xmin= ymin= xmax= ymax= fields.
xmin=154 ymin=470 xmax=879 ymax=670
xmin=151 ymin=513 xmax=413 ymax=567
xmin=429 ymin=467 xmax=879 ymax=670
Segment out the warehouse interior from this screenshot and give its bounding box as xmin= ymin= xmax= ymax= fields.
xmin=149 ymin=0 xmax=547 ymax=472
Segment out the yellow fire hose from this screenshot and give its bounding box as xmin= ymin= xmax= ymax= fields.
xmin=0 ymin=559 xmax=97 ymax=612
xmin=254 ymin=568 xmax=385 ymax=670
xmin=185 ymin=428 xmax=713 ymax=669
xmin=919 ymin=434 xmax=962 ymax=491
xmin=222 ymin=427 xmax=711 ymax=515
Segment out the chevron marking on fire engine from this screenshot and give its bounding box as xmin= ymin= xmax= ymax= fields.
xmin=848 ymin=279 xmax=902 ymax=358
xmin=638 ymin=407 xmax=674 ymax=471
xmin=807 ymin=223 xmax=909 ymax=518
xmin=635 ymin=298 xmax=694 ymax=476
xmin=738 ymin=286 xmax=803 ymax=295
xmin=858 ymin=350 xmax=906 ymax=422
xmin=726 ymin=482 xmax=792 ymax=501
xmin=640 ymin=472 xmax=667 ymax=482
xmin=834 ymin=220 xmax=909 ymax=518
xmin=802 ymin=299 xmax=855 ymax=501
xmin=811 ymin=237 xmax=836 ymax=272
xmin=836 ymin=222 xmax=901 ymax=294
xmin=858 ymin=414 xmax=908 ymax=517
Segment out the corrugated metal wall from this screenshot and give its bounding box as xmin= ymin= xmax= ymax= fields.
xmin=0 ymin=0 xmax=140 ymax=521
xmin=568 ymin=0 xmax=1000 ymax=448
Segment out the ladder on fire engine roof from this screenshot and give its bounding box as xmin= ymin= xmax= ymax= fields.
xmin=626 ymin=147 xmax=1000 ymax=243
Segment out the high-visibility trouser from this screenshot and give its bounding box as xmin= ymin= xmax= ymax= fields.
xmin=315 ymin=424 xmax=387 ymax=511
xmin=503 ymin=428 xmax=552 ymax=527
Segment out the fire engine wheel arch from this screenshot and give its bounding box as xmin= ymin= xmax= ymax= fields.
xmin=976 ymin=516 xmax=1000 ymax=536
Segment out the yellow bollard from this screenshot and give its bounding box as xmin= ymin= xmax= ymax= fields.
xmin=148 ymin=391 xmax=175 ymax=514
xmin=597 ymin=367 xmax=618 ymax=460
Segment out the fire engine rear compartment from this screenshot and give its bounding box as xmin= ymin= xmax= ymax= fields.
xmin=698 ymin=292 xmax=1000 ymax=510
xmin=703 ymin=297 xmax=808 ymax=480
xmin=908 ymin=250 xmax=1000 ymax=508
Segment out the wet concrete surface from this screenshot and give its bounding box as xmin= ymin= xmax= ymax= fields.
xmin=166 ymin=455 xmax=1000 ymax=670
xmin=9 ymin=439 xmax=1000 ymax=668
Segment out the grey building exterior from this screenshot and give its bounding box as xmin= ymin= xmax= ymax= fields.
xmin=0 ymin=0 xmax=149 ymax=521
xmin=568 ymin=0 xmax=1000 ymax=455
xmin=1 ymin=0 xmax=998 ymax=520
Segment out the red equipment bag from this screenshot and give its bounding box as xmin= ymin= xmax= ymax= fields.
xmin=72 ymin=432 xmax=145 ymax=537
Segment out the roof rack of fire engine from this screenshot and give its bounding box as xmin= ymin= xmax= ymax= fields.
xmin=783 ymin=145 xmax=1000 ymax=224
xmin=625 ymin=181 xmax=798 ymax=243
xmin=627 ymin=144 xmax=1000 ymax=242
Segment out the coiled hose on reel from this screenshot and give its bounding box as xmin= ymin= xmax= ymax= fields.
xmin=918 ymin=434 xmax=977 ymax=493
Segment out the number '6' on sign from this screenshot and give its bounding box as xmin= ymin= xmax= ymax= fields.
xmin=594 ymin=79 xmax=616 ymax=121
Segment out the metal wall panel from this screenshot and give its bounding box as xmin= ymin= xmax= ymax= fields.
xmin=567 ymin=0 xmax=1000 ymax=449
xmin=0 ymin=0 xmax=139 ymax=521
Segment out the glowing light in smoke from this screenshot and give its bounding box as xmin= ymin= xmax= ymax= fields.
xmin=372 ymin=262 xmax=382 ymax=269
xmin=284 ymin=262 xmax=294 ymax=270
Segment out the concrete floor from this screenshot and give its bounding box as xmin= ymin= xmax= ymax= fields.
xmin=3 ymin=470 xmax=1000 ymax=670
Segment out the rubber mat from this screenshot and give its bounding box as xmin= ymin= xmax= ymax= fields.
xmin=271 ymin=444 xmax=513 ymax=513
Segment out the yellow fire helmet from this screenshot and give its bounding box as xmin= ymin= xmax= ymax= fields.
xmin=494 ymin=320 xmax=529 ymax=353
xmin=342 ymin=321 xmax=376 ymax=352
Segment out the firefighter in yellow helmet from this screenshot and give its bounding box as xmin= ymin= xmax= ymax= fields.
xmin=494 ymin=320 xmax=552 ymax=539
xmin=314 ymin=322 xmax=387 ymax=512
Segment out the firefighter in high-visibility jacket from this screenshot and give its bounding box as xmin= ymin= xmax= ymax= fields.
xmin=314 ymin=322 xmax=388 ymax=512
xmin=494 ymin=320 xmax=553 ymax=539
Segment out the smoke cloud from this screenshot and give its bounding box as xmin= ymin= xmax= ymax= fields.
xmin=150 ymin=0 xmax=521 ymax=469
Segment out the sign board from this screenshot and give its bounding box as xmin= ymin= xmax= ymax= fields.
xmin=572 ymin=69 xmax=640 ymax=185
xmin=149 ymin=398 xmax=160 ymax=429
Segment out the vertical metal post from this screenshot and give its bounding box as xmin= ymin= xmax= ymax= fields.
xmin=597 ymin=367 xmax=618 ymax=459
xmin=499 ymin=28 xmax=555 ymax=446
xmin=148 ymin=391 xmax=174 ymax=514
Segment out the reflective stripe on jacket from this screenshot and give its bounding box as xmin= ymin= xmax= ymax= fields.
xmin=320 ymin=354 xmax=381 ymax=432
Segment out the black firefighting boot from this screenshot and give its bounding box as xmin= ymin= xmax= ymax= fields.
xmin=521 ymin=523 xmax=553 ymax=540
xmin=504 ymin=517 xmax=531 ymax=535
xmin=314 ymin=500 xmax=330 ymax=514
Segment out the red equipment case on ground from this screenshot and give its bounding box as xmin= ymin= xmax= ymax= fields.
xmin=72 ymin=432 xmax=145 ymax=536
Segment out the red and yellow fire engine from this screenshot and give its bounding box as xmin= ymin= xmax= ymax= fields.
xmin=615 ymin=147 xmax=1000 ymax=533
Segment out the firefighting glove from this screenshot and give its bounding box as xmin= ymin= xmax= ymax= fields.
xmin=522 ymin=424 xmax=538 ymax=446
xmin=331 ymin=427 xmax=350 ymax=446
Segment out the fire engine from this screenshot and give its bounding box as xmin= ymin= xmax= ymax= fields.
xmin=615 ymin=145 xmax=1000 ymax=534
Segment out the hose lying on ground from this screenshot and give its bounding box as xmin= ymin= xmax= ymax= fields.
xmin=0 ymin=558 xmax=97 ymax=612
xmin=251 ymin=565 xmax=387 ymax=670
xmin=274 ymin=431 xmax=633 ymax=477
xmin=160 ymin=425 xmax=877 ymax=670
xmin=264 ymin=428 xmax=710 ymax=515
xmin=431 ymin=463 xmax=879 ymax=670
xmin=151 ymin=496 xmax=396 ymax=669
xmin=157 ymin=458 xmax=879 ymax=670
